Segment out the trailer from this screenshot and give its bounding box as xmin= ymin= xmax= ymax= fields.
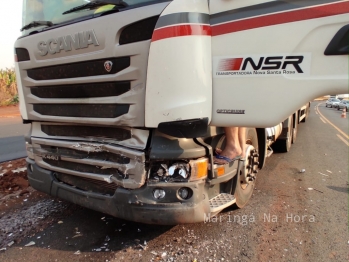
xmin=15 ymin=0 xmax=348 ymax=224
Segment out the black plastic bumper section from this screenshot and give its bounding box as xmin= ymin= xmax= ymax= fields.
xmin=158 ymin=118 xmax=209 ymax=138
xmin=26 ymin=158 xmax=210 ymax=225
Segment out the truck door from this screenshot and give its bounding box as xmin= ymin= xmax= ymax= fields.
xmin=209 ymin=0 xmax=349 ymax=127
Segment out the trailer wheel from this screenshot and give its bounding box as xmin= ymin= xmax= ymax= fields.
xmin=272 ymin=116 xmax=293 ymax=153
xmin=292 ymin=112 xmax=298 ymax=144
xmin=301 ymin=104 xmax=309 ymax=122
xmin=232 ymin=128 xmax=259 ymax=208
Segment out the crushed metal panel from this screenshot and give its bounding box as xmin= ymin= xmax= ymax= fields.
xmin=31 ymin=138 xmax=146 ymax=189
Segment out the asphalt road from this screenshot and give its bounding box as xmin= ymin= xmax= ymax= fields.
xmin=0 ymin=101 xmax=348 ymax=261
xmin=0 ymin=115 xmax=30 ymax=163
xmin=315 ymin=102 xmax=349 ymax=146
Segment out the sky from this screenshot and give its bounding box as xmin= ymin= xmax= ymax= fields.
xmin=0 ymin=0 xmax=22 ymax=69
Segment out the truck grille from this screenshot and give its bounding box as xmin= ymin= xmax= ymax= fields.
xmin=33 ymin=104 xmax=130 ymax=118
xmin=27 ymin=57 xmax=130 ymax=80
xmin=40 ymin=124 xmax=131 ymax=141
xmin=40 ymin=145 xmax=130 ymax=164
xmin=31 ymin=81 xmax=130 ymax=98
xmin=32 ymin=122 xmax=149 ymax=150
xmin=55 ymin=172 xmax=118 ymax=196
xmin=45 ymin=159 xmax=123 ymax=176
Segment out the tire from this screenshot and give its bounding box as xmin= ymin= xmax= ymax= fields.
xmin=292 ymin=113 xmax=298 ymax=144
xmin=301 ymin=103 xmax=309 ymax=123
xmin=272 ymin=116 xmax=293 ymax=152
xmin=232 ymin=128 xmax=259 ymax=208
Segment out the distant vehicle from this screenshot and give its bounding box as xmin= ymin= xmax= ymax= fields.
xmin=337 ymin=100 xmax=349 ymax=111
xmin=325 ymin=98 xmax=341 ymax=108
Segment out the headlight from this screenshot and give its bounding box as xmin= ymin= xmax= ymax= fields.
xmin=153 ymin=188 xmax=166 ymax=199
xmin=149 ymin=158 xmax=208 ymax=182
xmin=168 ymin=163 xmax=189 ymax=179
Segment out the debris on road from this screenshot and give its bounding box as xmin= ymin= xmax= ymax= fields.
xmin=299 ymin=169 xmax=305 ymax=173
xmin=12 ymin=167 xmax=27 ymax=174
xmin=72 ymin=234 xmax=83 ymax=238
xmin=308 ymin=188 xmax=323 ymax=193
xmin=24 ymin=241 xmax=35 ymax=247
xmin=58 ymin=221 xmax=63 ymax=224
xmin=139 ymin=244 xmax=147 ymax=250
xmin=326 ymin=170 xmax=332 ymax=173
xmin=318 ymin=172 xmax=329 ymax=176
xmin=74 ymin=250 xmax=81 ymax=255
xmin=7 ymin=241 xmax=14 ymax=247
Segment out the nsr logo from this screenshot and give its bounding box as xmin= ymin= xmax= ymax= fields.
xmin=219 ymin=56 xmax=304 ymax=73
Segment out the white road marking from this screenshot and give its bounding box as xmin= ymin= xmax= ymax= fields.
xmin=317 ymin=103 xmax=349 ymax=140
xmin=319 ymin=117 xmax=327 ymax=123
xmin=336 ymin=134 xmax=349 ymax=146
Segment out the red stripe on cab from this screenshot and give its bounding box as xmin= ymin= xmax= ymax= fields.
xmin=152 ymin=24 xmax=211 ymax=42
xmin=212 ymin=1 xmax=349 ymax=36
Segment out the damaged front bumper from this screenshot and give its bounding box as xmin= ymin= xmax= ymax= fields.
xmin=27 ymin=158 xmax=211 ymax=225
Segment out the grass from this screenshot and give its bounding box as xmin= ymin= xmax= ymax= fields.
xmin=0 ymin=68 xmax=18 ymax=106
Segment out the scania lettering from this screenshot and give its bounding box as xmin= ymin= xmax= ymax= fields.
xmin=38 ymin=30 xmax=99 ymax=56
xmin=15 ymin=0 xmax=348 ymax=225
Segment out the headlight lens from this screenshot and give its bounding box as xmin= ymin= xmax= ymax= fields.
xmin=153 ymin=188 xmax=166 ymax=199
xmin=149 ymin=158 xmax=208 ymax=182
xmin=178 ymin=187 xmax=193 ymax=200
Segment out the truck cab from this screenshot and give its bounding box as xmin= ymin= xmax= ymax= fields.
xmin=15 ymin=0 xmax=348 ymax=224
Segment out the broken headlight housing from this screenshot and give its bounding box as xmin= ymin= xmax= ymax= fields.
xmin=149 ymin=158 xmax=208 ymax=182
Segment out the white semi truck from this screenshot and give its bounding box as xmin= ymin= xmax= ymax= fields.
xmin=14 ymin=0 xmax=348 ymax=224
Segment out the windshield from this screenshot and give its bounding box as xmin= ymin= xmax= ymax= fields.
xmin=21 ymin=0 xmax=167 ymax=35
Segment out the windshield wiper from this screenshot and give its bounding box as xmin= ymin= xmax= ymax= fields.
xmin=62 ymin=0 xmax=128 ymax=15
xmin=20 ymin=21 xmax=53 ymax=32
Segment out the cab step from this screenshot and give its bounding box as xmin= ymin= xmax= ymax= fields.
xmin=209 ymin=193 xmax=236 ymax=214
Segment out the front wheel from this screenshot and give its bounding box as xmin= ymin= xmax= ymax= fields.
xmin=232 ymin=128 xmax=259 ymax=208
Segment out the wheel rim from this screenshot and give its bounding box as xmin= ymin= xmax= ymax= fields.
xmin=240 ymin=145 xmax=259 ymax=190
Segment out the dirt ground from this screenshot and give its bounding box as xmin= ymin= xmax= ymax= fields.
xmin=0 ymin=105 xmax=20 ymax=118
xmin=0 ymin=158 xmax=74 ymax=250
